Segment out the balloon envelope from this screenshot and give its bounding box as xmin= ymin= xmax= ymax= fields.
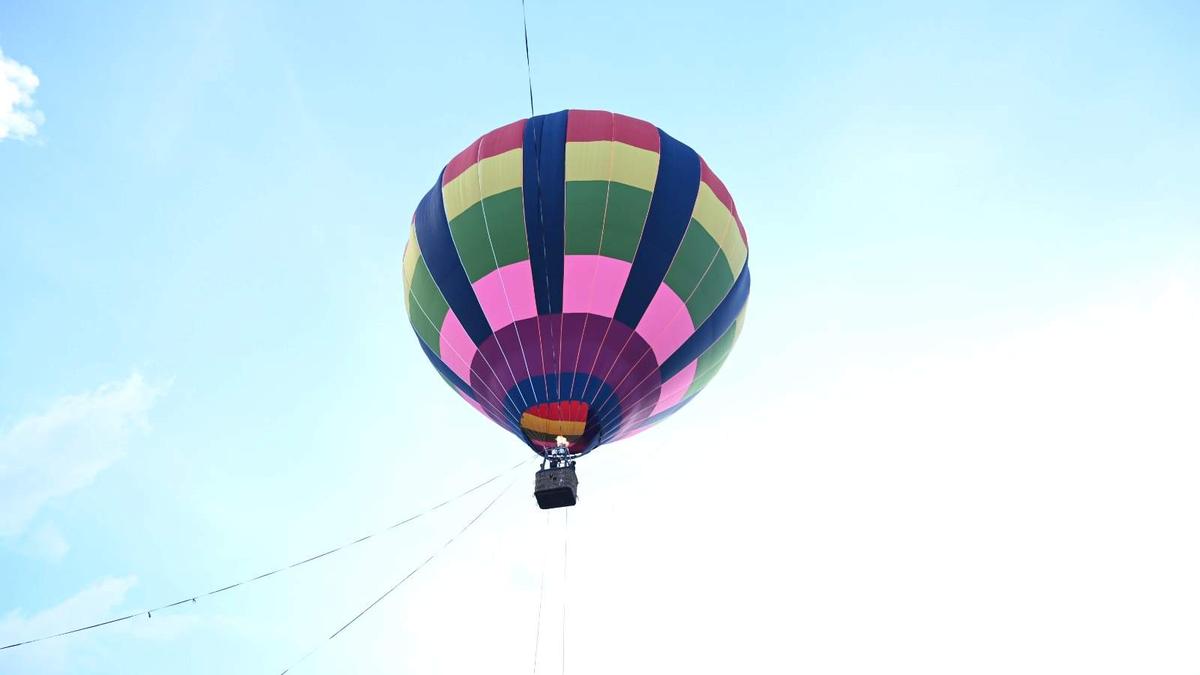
xmin=403 ymin=110 xmax=749 ymax=456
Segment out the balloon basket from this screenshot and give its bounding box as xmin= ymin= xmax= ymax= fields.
xmin=534 ymin=464 xmax=578 ymax=509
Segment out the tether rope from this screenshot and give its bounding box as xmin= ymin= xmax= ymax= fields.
xmin=531 ymin=512 xmax=549 ymax=673
xmin=520 ymin=0 xmax=536 ymax=115
xmin=278 ymin=476 xmax=519 ymax=674
xmin=561 ymin=508 xmax=569 ymax=675
xmin=0 ymin=460 xmax=529 ymax=653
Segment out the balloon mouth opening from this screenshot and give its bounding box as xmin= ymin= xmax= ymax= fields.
xmin=520 ymin=400 xmax=592 ymax=455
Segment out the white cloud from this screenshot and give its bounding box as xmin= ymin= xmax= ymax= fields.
xmin=0 ymin=373 xmax=161 ymax=537
xmin=299 ymin=274 xmax=1200 ymax=675
xmin=0 ymin=577 xmax=136 ymax=674
xmin=658 ymin=274 xmax=1200 ymax=674
xmin=1 ymin=576 xmax=137 ymax=644
xmin=0 ymin=575 xmax=200 ymax=675
xmin=3 ymin=279 xmax=1194 ymax=674
xmin=0 ymin=48 xmax=43 ymax=141
xmin=19 ymin=523 xmax=70 ymax=563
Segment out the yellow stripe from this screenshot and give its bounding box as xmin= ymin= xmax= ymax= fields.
xmin=442 ymin=149 xmax=523 ymax=222
xmin=565 ymin=141 xmax=658 ymax=192
xmin=402 ymin=222 xmax=420 ymax=315
xmin=719 ymin=214 xmax=748 ymax=278
xmin=520 ymin=412 xmax=587 ymax=436
xmin=691 ymin=183 xmax=747 ymax=278
xmin=691 ymin=183 xmax=729 ymax=246
xmin=403 ymin=222 xmax=420 ymax=290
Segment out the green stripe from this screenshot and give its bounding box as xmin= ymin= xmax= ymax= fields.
xmin=564 ymin=180 xmax=652 ymax=262
xmin=684 ymin=249 xmax=735 ymax=325
xmin=663 ymin=220 xmax=736 ymax=324
xmin=408 ymin=257 xmax=449 ymax=353
xmin=448 ymin=188 xmax=529 ymax=282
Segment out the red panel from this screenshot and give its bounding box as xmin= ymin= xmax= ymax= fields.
xmin=701 ymin=158 xmax=748 ymax=246
xmin=443 ymin=137 xmax=482 ymax=185
xmin=566 ymin=109 xmax=614 ymax=143
xmin=442 ymin=119 xmax=527 ymax=184
xmin=525 ymin=400 xmax=589 ymax=423
xmin=566 ymin=110 xmax=660 ymax=153
xmin=478 ymin=119 xmax=527 ymax=159
xmin=733 ymin=203 xmax=748 ymax=246
xmin=613 ymin=113 xmax=660 ymax=152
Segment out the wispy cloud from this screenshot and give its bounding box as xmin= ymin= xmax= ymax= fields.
xmin=0 ymin=373 xmax=162 ymax=538
xmin=0 ymin=577 xmax=135 ymax=673
xmin=348 ymin=274 xmax=1200 ymax=674
xmin=0 ymin=48 xmax=43 ymax=142
xmin=18 ymin=523 xmax=70 ymax=563
xmin=0 ymin=576 xmax=202 ymax=673
xmin=0 ymin=576 xmax=137 ymax=644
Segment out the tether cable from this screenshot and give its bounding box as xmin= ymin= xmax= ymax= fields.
xmin=561 ymin=508 xmax=569 ymax=675
xmin=0 ymin=460 xmax=529 ymax=653
xmin=278 ymin=476 xmax=519 ymax=674
xmin=520 ymin=0 xmax=536 ymax=115
xmin=531 ymin=512 xmax=550 ymax=673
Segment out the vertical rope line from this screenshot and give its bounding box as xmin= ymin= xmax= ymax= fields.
xmin=530 ymin=120 xmax=552 ymax=404
xmin=532 ymin=105 xmax=556 ymax=406
xmin=531 ymin=512 xmax=550 ymax=673
xmin=521 ymin=0 xmax=536 ymax=116
xmin=561 ymin=508 xmax=569 ymax=675
xmin=275 ymin=478 xmax=518 ymax=675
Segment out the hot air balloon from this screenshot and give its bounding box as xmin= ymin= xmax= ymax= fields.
xmin=402 ymin=110 xmax=749 ymax=508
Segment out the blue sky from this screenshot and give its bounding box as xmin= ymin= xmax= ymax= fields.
xmin=2 ymin=1 xmax=1199 ymax=673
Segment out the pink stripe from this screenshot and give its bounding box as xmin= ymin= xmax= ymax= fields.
xmin=443 ymin=119 xmax=526 ymax=184
xmin=651 ymin=360 xmax=697 ymax=416
xmin=635 ymin=283 xmax=695 ymax=364
xmin=562 ymin=255 xmax=630 ymax=318
xmin=439 ymin=310 xmax=477 ymax=383
xmin=472 ymin=260 xmax=537 ymax=331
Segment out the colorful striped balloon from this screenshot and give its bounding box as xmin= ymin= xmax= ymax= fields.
xmin=403 ymin=110 xmax=749 ymax=457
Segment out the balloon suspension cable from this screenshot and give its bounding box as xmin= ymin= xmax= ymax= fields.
xmin=0 ymin=460 xmax=529 ymax=653
xmin=531 ymin=512 xmax=550 ymax=674
xmin=520 ymin=0 xmax=536 ymax=116
xmin=561 ymin=507 xmax=569 ymax=675
xmin=278 ymin=476 xmax=519 ymax=674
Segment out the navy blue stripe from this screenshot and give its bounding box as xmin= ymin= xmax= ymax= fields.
xmin=522 ymin=110 xmax=568 ymax=315
xmin=659 ymin=263 xmax=750 ymax=380
xmin=612 ymin=129 xmax=701 ymax=328
xmin=412 ymin=173 xmax=493 ymax=346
